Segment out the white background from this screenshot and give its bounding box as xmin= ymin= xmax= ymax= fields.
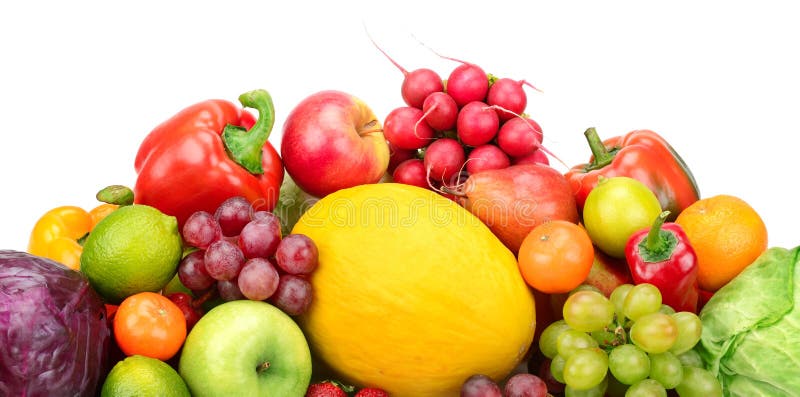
xmin=1 ymin=1 xmax=797 ymax=251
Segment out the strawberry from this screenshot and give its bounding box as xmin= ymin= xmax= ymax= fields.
xmin=305 ymin=380 xmax=353 ymax=397
xmin=355 ymin=387 xmax=390 ymax=397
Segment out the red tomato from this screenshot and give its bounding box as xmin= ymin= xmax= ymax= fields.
xmin=517 ymin=220 xmax=595 ymax=294
xmin=113 ymin=291 xmax=187 ymax=361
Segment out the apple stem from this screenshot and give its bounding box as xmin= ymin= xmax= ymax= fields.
xmin=257 ymin=361 xmax=270 ymax=374
xmin=222 ymin=89 xmax=276 ymax=175
xmin=359 ymin=120 xmax=383 ymax=138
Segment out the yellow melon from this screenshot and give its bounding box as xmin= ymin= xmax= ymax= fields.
xmin=293 ymin=183 xmax=536 ymax=396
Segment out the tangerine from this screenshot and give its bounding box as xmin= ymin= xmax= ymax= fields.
xmin=675 ymin=194 xmax=767 ymax=292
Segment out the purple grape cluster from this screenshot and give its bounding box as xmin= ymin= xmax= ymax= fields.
xmin=461 ymin=373 xmax=548 ymax=397
xmin=178 ymin=196 xmax=318 ymax=316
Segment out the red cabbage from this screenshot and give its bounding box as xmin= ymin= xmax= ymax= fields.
xmin=1 ymin=250 xmax=110 ymax=397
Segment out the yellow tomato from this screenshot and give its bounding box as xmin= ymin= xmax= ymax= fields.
xmin=28 ymin=203 xmax=118 ymax=270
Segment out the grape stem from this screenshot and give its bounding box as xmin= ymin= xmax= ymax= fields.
xmin=191 ymin=287 xmax=218 ymax=310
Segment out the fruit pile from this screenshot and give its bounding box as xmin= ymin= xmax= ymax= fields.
xmin=375 ymin=40 xmax=550 ymax=192
xmin=2 ymin=39 xmax=787 ymax=397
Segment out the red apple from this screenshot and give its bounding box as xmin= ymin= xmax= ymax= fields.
xmin=532 ymin=289 xmax=557 ymax=344
xmin=281 ymin=90 xmax=390 ymax=197
xmin=548 ymin=250 xmax=633 ymax=317
xmin=582 ymin=249 xmax=633 ymax=297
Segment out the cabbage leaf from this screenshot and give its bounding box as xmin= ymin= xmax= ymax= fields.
xmin=697 ymin=246 xmax=800 ymax=396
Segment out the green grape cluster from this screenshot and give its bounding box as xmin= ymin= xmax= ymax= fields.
xmin=538 ymin=284 xmax=723 ymax=397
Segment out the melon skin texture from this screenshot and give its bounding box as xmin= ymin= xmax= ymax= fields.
xmin=294 ymin=183 xmax=536 ymax=397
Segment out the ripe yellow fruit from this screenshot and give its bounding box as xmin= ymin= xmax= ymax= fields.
xmin=294 ymin=183 xmax=536 ymax=397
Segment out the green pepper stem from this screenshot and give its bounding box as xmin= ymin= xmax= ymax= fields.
xmin=583 ymin=127 xmax=615 ymax=170
xmin=222 ymin=89 xmax=276 ymax=174
xmin=646 ymin=211 xmax=672 ymax=252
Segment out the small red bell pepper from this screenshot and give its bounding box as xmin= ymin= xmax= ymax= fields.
xmin=133 ymin=89 xmax=283 ymax=227
xmin=566 ymin=127 xmax=700 ymax=220
xmin=624 ymin=211 xmax=699 ymax=313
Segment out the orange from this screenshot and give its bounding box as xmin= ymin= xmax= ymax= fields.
xmin=675 ymin=194 xmax=767 ymax=292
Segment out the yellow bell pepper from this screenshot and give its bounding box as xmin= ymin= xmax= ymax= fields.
xmin=28 ymin=203 xmax=117 ymax=270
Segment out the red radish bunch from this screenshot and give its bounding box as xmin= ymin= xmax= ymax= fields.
xmin=371 ymin=37 xmax=553 ymax=193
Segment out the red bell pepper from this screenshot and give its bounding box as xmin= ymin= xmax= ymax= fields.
xmin=566 ymin=127 xmax=700 ymax=220
xmin=133 ymin=89 xmax=283 ymax=227
xmin=624 ymin=211 xmax=699 ymax=313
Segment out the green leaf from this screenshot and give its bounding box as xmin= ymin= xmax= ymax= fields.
xmin=697 ymin=246 xmax=800 ymax=396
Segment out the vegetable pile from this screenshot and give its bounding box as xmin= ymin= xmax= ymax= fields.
xmin=1 ymin=35 xmax=795 ymax=397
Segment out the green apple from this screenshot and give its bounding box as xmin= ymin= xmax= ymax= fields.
xmin=582 ymin=176 xmax=662 ymax=258
xmin=178 ymin=300 xmax=312 ymax=396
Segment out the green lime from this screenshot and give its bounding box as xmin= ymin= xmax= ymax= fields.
xmin=80 ymin=204 xmax=183 ymax=304
xmin=101 ymin=355 xmax=191 ymax=397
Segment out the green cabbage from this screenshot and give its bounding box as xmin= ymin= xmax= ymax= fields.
xmin=273 ymin=172 xmax=318 ymax=236
xmin=697 ymin=246 xmax=800 ymax=396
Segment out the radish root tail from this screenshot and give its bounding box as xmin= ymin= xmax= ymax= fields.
xmin=411 ymin=33 xmax=472 ymax=65
xmin=520 ymin=79 xmax=544 ymax=94
xmin=426 ymin=165 xmax=468 ymax=197
xmin=414 ymin=104 xmax=438 ymax=140
xmin=484 ymin=104 xmax=567 ymax=168
xmin=363 ymin=22 xmax=408 ymax=75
